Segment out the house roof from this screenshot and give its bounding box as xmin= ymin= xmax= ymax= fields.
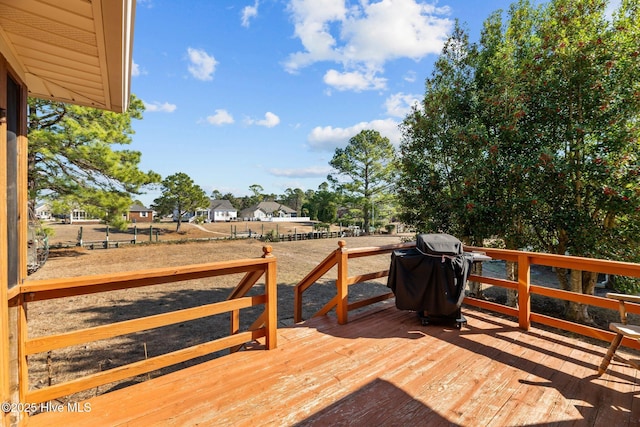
xmin=240 ymin=201 xmax=295 ymax=217
xmin=0 ymin=0 xmax=135 ymax=112
xmin=129 ymin=203 xmax=151 ymax=212
xmin=209 ymin=199 xmax=236 ymax=211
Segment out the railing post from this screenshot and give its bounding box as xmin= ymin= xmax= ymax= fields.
xmin=336 ymin=240 xmax=348 ymax=325
xmin=18 ymin=297 xmax=28 ymax=413
xmin=263 ymin=246 xmax=277 ymax=349
xmin=518 ymin=253 xmax=531 ymax=330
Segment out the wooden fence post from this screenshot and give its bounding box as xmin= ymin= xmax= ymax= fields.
xmin=263 ymin=246 xmax=277 ymax=349
xmin=336 ymin=240 xmax=349 ymax=325
xmin=518 ymin=253 xmax=531 ymax=330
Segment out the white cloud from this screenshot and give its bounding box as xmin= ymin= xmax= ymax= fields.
xmin=206 ymin=109 xmax=234 ymax=125
xmin=285 ymin=0 xmax=452 ymax=90
xmin=384 ymin=92 xmax=421 ymax=118
xmin=132 ymin=60 xmax=140 ymax=77
xmin=143 ymin=101 xmax=177 ymax=113
xmin=307 ymin=118 xmax=401 ymax=151
xmin=241 ymin=1 xmax=260 ymax=27
xmin=285 ymin=0 xmax=347 ymax=72
xmin=268 ymin=165 xmax=331 ymax=178
xmin=340 ymin=0 xmax=451 ymax=63
xmin=404 ymin=70 xmax=417 ymax=83
xmin=187 ymin=47 xmax=217 ymax=81
xmin=323 ymin=69 xmax=386 ymax=91
xmin=132 ymin=60 xmax=148 ymax=77
xmin=247 ymin=112 xmax=281 ymax=128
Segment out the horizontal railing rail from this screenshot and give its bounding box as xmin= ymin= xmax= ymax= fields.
xmin=294 ymin=240 xmax=413 ymax=323
xmin=294 ymin=240 xmax=640 ymax=351
xmin=15 ymin=246 xmax=277 ymax=405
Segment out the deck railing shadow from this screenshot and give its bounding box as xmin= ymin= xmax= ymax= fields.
xmin=294 ymin=297 xmax=638 ymax=423
xmin=293 ymin=378 xmax=447 ymax=425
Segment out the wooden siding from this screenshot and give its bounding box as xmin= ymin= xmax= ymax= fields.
xmin=25 ymin=303 xmax=640 ymax=426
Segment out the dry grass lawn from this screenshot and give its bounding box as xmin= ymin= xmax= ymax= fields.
xmin=25 ymin=223 xmax=406 ymax=404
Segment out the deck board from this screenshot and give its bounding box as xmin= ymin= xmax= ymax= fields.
xmin=26 ymin=302 xmax=640 ymax=426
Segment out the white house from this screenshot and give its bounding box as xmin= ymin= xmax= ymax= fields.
xmin=192 ymin=199 xmax=237 ymax=222
xmin=240 ymin=201 xmax=297 ymax=221
xmin=34 ymin=203 xmax=52 ymax=220
xmin=179 ymin=199 xmax=238 ymax=223
xmin=207 ymin=199 xmax=237 ymax=222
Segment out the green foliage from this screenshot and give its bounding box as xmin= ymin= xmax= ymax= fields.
xmin=281 ymin=188 xmax=306 ymax=216
xmin=314 ymin=223 xmax=330 ymax=231
xmin=303 ymin=182 xmax=339 ymax=223
xmin=261 ymin=229 xmax=280 ymax=242
xmin=398 ymin=0 xmax=640 ymax=260
xmin=41 ymin=226 xmax=55 ymax=238
xmin=109 ymin=217 xmax=130 ymax=232
xmin=398 ymin=22 xmax=491 ymax=246
xmin=612 ymin=277 xmax=640 ymax=296
xmin=152 ymin=172 xmax=209 ymax=232
xmin=328 ymin=130 xmax=396 ymax=233
xmin=27 ymin=95 xmax=160 ymax=217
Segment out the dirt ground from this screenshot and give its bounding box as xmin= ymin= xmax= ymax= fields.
xmin=25 ymin=223 xmax=620 ymax=405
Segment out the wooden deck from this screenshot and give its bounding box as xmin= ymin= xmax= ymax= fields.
xmin=26 ymin=303 xmax=640 ymax=426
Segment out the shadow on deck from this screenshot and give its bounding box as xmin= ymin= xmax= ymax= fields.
xmin=26 ymin=303 xmax=640 ymax=426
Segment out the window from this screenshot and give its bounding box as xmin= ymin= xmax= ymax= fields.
xmin=6 ymin=74 xmax=21 ymax=288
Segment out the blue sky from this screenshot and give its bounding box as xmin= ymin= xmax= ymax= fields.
xmin=128 ymin=0 xmax=526 ymax=207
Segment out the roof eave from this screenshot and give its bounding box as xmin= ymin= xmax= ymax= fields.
xmin=0 ymin=0 xmax=135 ymax=113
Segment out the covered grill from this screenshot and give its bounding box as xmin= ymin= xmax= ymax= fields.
xmin=387 ymin=233 xmax=474 ymax=328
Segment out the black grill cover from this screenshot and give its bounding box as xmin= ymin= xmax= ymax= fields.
xmin=387 ymin=234 xmax=473 ymax=315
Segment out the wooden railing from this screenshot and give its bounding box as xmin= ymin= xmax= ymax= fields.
xmin=294 ymin=240 xmax=413 ymax=324
xmin=294 ymin=240 xmax=640 ymax=351
xmin=11 ymin=246 xmax=277 ymax=405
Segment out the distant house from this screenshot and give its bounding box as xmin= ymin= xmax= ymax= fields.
xmin=240 ymin=201 xmax=297 ymax=221
xmin=35 ymin=203 xmax=52 ymax=220
xmin=126 ymin=203 xmax=154 ymax=223
xmin=66 ymin=208 xmax=100 ymax=224
xmin=180 ymin=199 xmax=238 ymax=223
xmin=207 ymin=199 xmax=237 ymax=222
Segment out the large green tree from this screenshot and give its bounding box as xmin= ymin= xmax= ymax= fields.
xmin=328 ymin=130 xmax=396 ymax=234
xmin=398 ymin=23 xmax=492 ymax=245
xmin=519 ymin=0 xmax=640 ymax=319
xmin=27 ymin=95 xmax=160 ymax=223
xmin=281 ymin=188 xmax=306 ymax=216
xmin=398 ymin=0 xmax=640 ymax=320
xmin=152 ymin=172 xmax=209 ymax=232
xmin=302 ymin=182 xmax=339 ymax=223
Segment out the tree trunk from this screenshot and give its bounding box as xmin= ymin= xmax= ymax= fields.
xmin=561 ymin=269 xmax=595 ymax=323
xmin=506 ymin=260 xmax=518 ymax=308
xmin=468 ymin=262 xmax=483 ymax=298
